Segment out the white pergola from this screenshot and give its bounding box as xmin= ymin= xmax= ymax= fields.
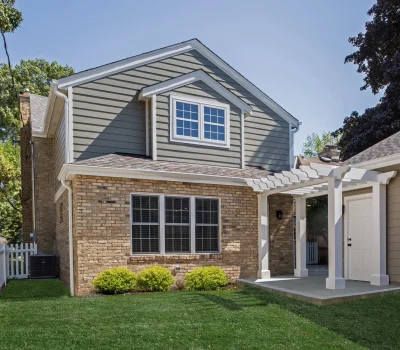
xmin=248 ymin=163 xmax=397 ymax=290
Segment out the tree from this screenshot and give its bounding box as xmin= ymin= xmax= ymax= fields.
xmin=334 ymin=0 xmax=400 ymax=160
xmin=0 ymin=1 xmax=74 ymax=242
xmin=0 ymin=140 xmax=21 ymax=243
xmin=0 ymin=59 xmax=74 ymax=141
xmin=302 ymin=131 xmax=340 ymax=158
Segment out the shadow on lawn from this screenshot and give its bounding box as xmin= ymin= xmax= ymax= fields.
xmin=195 ymin=293 xmax=243 ymax=311
xmin=0 ymin=279 xmax=69 ymax=301
xmin=240 ymin=285 xmax=400 ymax=350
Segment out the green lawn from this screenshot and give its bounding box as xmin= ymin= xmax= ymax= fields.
xmin=1 ymin=280 xmax=399 ymax=349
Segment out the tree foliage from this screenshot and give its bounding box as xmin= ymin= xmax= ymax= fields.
xmin=302 ymin=131 xmax=340 ymax=158
xmin=0 ymin=60 xmax=74 ymax=141
xmin=0 ymin=140 xmax=21 ymax=243
xmin=0 ymin=0 xmax=22 ymax=34
xmin=334 ymin=0 xmax=400 ymax=160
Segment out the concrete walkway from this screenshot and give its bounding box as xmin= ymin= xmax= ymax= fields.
xmin=239 ymin=275 xmax=400 ymax=305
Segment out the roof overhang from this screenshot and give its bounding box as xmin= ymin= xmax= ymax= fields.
xmin=246 ymin=163 xmax=397 ymax=198
xmin=58 ymin=163 xmax=250 ymax=187
xmin=55 ymin=39 xmax=299 ymax=127
xmin=347 ymin=154 xmax=400 ymax=171
xmin=32 ymin=82 xmax=66 ymax=138
xmin=138 ymin=70 xmax=252 ymax=116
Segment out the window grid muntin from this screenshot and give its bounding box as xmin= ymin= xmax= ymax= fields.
xmin=195 ymin=198 xmax=219 ymax=253
xmin=175 ymin=101 xmax=199 ymax=138
xmin=131 ymin=194 xmax=220 ymax=255
xmin=165 ymin=196 xmax=190 ymax=253
xmin=131 ymin=195 xmax=160 ymax=254
xmin=172 ymin=96 xmax=229 ymax=147
xmin=203 ymin=106 xmax=225 ymax=141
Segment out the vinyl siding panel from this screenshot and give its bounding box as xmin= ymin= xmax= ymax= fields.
xmin=156 ymin=81 xmax=241 ymax=168
xmin=72 ymin=50 xmax=290 ymax=169
xmin=379 ymin=164 xmax=400 ymax=284
xmin=54 ymin=111 xmax=66 ymax=191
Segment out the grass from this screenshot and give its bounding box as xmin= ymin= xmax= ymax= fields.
xmin=1 ymin=280 xmax=400 ymax=349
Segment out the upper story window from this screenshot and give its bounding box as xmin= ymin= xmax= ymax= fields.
xmin=170 ymin=95 xmax=230 ymax=148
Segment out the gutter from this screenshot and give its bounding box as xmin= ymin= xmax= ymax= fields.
xmin=60 ymin=177 xmax=74 ymax=297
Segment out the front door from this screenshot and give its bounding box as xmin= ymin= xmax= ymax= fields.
xmin=346 ymin=194 xmax=373 ymax=282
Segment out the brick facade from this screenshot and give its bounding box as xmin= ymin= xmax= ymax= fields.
xmin=68 ymin=175 xmax=295 ymax=295
xmin=20 ymin=93 xmax=33 ymax=242
xmin=269 ymin=195 xmax=295 ymax=275
xmin=20 ymin=93 xmax=56 ymax=253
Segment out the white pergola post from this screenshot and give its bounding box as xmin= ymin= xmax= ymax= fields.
xmin=371 ymin=183 xmax=389 ymax=286
xmin=326 ymin=177 xmax=345 ymax=290
xmin=294 ymin=197 xmax=308 ymax=277
xmin=258 ymin=193 xmax=270 ymax=279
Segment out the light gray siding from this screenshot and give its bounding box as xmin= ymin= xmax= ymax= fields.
xmin=72 ymin=85 xmax=146 ymax=160
xmin=71 ymin=50 xmax=290 ymax=170
xmin=157 ymin=81 xmax=241 ymax=167
xmin=54 ymin=111 xmax=66 ymax=191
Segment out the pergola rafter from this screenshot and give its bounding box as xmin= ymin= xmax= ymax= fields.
xmin=251 ymin=162 xmax=397 ymax=291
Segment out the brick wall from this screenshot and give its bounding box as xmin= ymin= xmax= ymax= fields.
xmin=71 ymin=176 xmax=259 ymax=295
xmin=20 ymin=93 xmax=33 ymax=242
xmin=33 ymin=137 xmax=56 ymax=254
xmin=70 ymin=175 xmax=295 ymax=295
xmin=55 ymin=190 xmax=70 ymax=286
xmin=269 ymin=194 xmax=294 ymax=275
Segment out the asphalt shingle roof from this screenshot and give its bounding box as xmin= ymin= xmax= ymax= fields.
xmin=73 ymin=153 xmax=273 ymax=179
xmin=344 ymin=131 xmax=400 ymax=165
xmin=30 ymin=94 xmax=48 ymax=133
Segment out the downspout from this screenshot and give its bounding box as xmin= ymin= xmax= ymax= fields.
xmin=61 ymin=177 xmax=74 ymax=296
xmin=29 ymin=141 xmax=36 ymax=241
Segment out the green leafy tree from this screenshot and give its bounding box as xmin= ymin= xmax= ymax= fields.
xmin=302 ymin=131 xmax=340 ymax=158
xmin=0 ymin=1 xmax=74 ymax=242
xmin=334 ymin=0 xmax=400 ymax=160
xmin=0 ymin=59 xmax=74 ymax=141
xmin=0 ymin=140 xmax=21 ymax=243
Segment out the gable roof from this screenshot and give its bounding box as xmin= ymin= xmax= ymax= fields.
xmin=138 ymin=70 xmax=252 ymax=115
xmin=30 ymin=94 xmax=48 ymax=133
xmin=56 ymin=39 xmax=299 ymax=127
xmin=345 ymin=131 xmax=400 ymax=166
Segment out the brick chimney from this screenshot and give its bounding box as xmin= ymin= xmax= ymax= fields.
xmin=19 ymin=88 xmax=34 ymax=243
xmin=318 ymin=145 xmax=341 ymax=162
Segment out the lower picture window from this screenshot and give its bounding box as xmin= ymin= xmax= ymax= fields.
xmin=131 ymin=194 xmax=220 ymax=255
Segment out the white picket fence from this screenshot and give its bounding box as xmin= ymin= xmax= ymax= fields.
xmin=306 ymin=242 xmax=319 ymax=265
xmin=3 ymin=243 xmax=37 ymax=280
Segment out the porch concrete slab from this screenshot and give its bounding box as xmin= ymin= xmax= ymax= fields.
xmin=238 ymin=275 xmax=400 ymax=306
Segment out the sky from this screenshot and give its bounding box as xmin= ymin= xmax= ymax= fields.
xmin=3 ymin=0 xmax=380 ymax=154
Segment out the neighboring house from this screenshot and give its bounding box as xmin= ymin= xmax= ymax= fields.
xmin=20 ymin=39 xmax=300 ymax=295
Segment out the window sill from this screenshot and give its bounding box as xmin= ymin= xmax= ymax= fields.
xmin=170 ymin=137 xmax=230 ymax=149
xmin=128 ymin=253 xmax=222 ymax=262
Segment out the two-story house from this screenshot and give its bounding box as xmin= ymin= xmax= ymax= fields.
xmin=20 ymin=39 xmax=301 ymax=295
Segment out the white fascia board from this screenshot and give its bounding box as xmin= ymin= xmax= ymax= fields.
xmin=347 ymin=154 xmax=400 ymax=170
xmin=58 ymin=164 xmax=250 ymax=187
xmin=56 ymin=39 xmax=299 ymax=127
xmin=139 ymin=70 xmax=252 ymax=115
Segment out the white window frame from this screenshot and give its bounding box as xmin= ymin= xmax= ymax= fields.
xmin=169 ymin=94 xmax=230 ymax=149
xmin=130 ymin=192 xmax=221 ymax=256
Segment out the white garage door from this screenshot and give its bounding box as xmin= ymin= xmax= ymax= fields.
xmin=345 ymin=194 xmax=373 ymax=282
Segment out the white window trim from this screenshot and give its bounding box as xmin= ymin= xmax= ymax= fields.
xmin=130 ymin=192 xmax=221 ymax=256
xmin=169 ymin=94 xmax=230 ymax=149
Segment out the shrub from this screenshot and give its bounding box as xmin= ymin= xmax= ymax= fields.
xmin=185 ymin=266 xmax=228 ymax=291
xmin=137 ymin=266 xmax=174 ymax=292
xmin=93 ymin=267 xmax=137 ymax=294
